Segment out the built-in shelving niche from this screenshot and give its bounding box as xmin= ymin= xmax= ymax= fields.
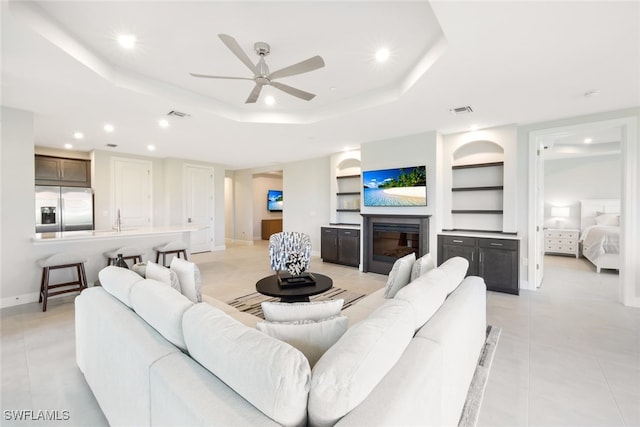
xmin=450 ymin=144 xmax=505 ymax=233
xmin=334 ymin=162 xmax=361 ymax=227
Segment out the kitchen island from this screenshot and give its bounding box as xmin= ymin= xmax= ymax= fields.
xmin=5 ymin=226 xmax=201 ymax=308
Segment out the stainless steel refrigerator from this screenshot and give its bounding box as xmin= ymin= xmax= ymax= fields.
xmin=35 ymin=186 xmax=94 ymax=233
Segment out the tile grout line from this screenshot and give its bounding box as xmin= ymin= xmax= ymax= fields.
xmin=593 ymin=356 xmax=628 ymax=427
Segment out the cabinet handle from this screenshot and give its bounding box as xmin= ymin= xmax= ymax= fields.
xmin=471 ymin=252 xmax=474 ymax=262
xmin=480 ymin=252 xmax=483 ymax=263
xmin=453 ymin=239 xmax=464 ymax=243
xmin=490 ymin=243 xmax=503 ymax=246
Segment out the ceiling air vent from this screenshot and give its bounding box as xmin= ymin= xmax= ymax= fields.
xmin=167 ymin=110 xmax=190 ymax=118
xmin=105 ymin=143 xmax=118 ymax=148
xmin=449 ymin=106 xmax=473 ymax=115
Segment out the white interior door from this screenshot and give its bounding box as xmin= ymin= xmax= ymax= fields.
xmin=113 ymin=158 xmax=152 ymax=228
xmin=185 ymin=165 xmax=213 ymax=253
xmin=535 ymin=143 xmax=545 ymax=288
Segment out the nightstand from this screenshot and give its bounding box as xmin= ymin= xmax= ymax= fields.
xmin=544 ymin=228 xmax=579 ymax=258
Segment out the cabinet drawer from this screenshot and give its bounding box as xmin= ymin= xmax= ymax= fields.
xmin=441 ymin=235 xmax=477 ymax=247
xmin=544 ymin=230 xmax=578 ymax=239
xmin=478 ymin=238 xmax=518 ymax=250
xmin=339 ymin=229 xmax=359 ymax=238
xmin=321 ymin=227 xmax=338 ymax=235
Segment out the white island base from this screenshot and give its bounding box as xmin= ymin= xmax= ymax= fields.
xmin=3 ymin=227 xmax=199 ymax=308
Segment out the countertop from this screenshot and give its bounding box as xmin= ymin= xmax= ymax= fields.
xmin=325 ymin=224 xmax=361 ymax=229
xmin=33 ymin=226 xmax=201 ymax=243
xmin=439 ymin=230 xmax=520 ymax=240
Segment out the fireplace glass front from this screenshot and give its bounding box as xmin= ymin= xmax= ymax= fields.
xmin=372 ymin=223 xmax=420 ymax=263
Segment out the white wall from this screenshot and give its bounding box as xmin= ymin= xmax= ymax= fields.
xmin=283 ymin=157 xmax=331 ymax=254
xmin=1 ymin=107 xmax=36 ymax=306
xmin=361 ymin=131 xmax=438 ymax=256
xmin=544 ymin=154 xmax=621 ymax=230
xmin=252 ymin=175 xmax=282 ymax=240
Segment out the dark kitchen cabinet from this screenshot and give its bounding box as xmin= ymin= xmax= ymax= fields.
xmin=35 ymin=155 xmax=91 ymax=187
xmin=321 ymin=227 xmax=360 ymax=267
xmin=438 ymin=234 xmax=519 ymax=295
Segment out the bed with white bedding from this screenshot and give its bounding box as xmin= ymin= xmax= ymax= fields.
xmin=579 ymin=199 xmax=620 ymax=273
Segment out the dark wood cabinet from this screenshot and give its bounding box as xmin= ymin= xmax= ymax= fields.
xmin=261 ymin=219 xmax=283 ymax=240
xmin=35 ymin=155 xmax=90 ymax=187
xmin=321 ymin=227 xmax=360 ymax=267
xmin=438 ymin=234 xmax=519 ymax=295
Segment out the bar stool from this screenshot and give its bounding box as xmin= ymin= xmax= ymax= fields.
xmin=153 ymin=241 xmax=188 ymax=267
xmin=38 ymin=253 xmax=88 ymax=312
xmin=104 ymin=246 xmax=143 ymax=267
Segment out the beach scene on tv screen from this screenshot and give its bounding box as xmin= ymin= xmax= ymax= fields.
xmin=363 ymin=166 xmax=427 ymax=206
xmin=268 ymin=190 xmax=283 ymax=211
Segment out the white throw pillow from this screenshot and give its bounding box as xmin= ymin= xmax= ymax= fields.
xmin=595 ymin=213 xmax=620 ymax=226
xmin=256 ymin=315 xmax=348 ymax=367
xmin=261 ymin=299 xmax=344 ymax=322
xmin=146 ymin=261 xmax=181 ymax=292
xmin=170 ymin=258 xmax=202 ymax=303
xmin=410 ymin=252 xmax=436 ymax=282
xmin=183 ymin=303 xmax=310 ymax=427
xmin=384 ymin=252 xmax=416 ymax=298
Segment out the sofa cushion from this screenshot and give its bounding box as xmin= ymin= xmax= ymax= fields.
xmin=438 ymin=256 xmax=470 ymax=295
xmin=129 ymin=279 xmax=193 ymax=352
xmin=98 ymin=266 xmax=144 ymax=308
xmin=257 ymin=315 xmax=348 ymax=368
xmin=394 ymin=269 xmax=448 ymax=331
xmin=261 ymin=299 xmax=344 ymax=322
xmin=410 ymin=252 xmax=436 ymax=282
xmin=384 ymin=252 xmax=416 ymax=298
xmin=145 ymin=261 xmax=181 ymax=292
xmin=308 ymin=299 xmax=415 ymax=427
xmin=183 ymin=303 xmax=311 ymax=427
xmin=170 ymin=258 xmax=202 ymax=303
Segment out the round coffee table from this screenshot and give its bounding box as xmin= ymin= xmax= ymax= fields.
xmin=255 ymin=272 xmax=333 ymax=303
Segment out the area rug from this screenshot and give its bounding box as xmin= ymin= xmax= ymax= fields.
xmin=458 ymin=325 xmax=502 ymax=427
xmin=226 ymin=287 xmax=367 ymax=318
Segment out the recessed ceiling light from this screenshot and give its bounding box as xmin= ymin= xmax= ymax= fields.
xmin=158 ymin=119 xmax=169 ymax=128
xmin=117 ymin=34 xmax=137 ymax=50
xmin=147 ymin=144 xmax=156 ymax=151
xmin=375 ymin=48 xmax=390 ymax=63
xmin=469 ymin=124 xmax=479 ymax=131
xmin=64 ymin=143 xmax=73 ymax=149
xmin=264 ymin=96 xmax=275 ymax=106
xmin=73 ymin=132 xmax=84 ymax=140
xmin=104 ymin=124 xmax=114 ymax=133
xmin=584 ymin=138 xmax=593 ymax=144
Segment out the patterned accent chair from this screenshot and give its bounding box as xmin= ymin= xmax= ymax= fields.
xmin=268 ymin=232 xmax=312 ymax=277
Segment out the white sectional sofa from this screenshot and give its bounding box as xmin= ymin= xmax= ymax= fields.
xmin=75 ymin=256 xmax=486 ymax=426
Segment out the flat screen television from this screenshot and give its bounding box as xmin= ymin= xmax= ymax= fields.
xmin=363 ymin=166 xmax=427 ymax=207
xmin=267 ymin=189 xmax=283 ymax=212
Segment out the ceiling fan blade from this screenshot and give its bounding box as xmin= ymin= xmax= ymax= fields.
xmin=270 ymin=81 xmax=316 ymax=101
xmin=268 ymin=55 xmax=325 ymax=80
xmin=245 ymin=83 xmax=264 ymax=104
xmin=218 ymin=34 xmax=257 ymax=74
xmin=190 ymin=73 xmax=253 ymax=80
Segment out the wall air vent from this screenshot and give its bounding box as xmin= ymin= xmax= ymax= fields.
xmin=105 ymin=143 xmax=118 ymax=148
xmin=167 ymin=110 xmax=190 ymax=118
xmin=449 ymin=106 xmax=473 ymax=115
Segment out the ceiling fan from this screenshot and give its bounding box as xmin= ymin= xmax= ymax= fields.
xmin=190 ymin=34 xmax=325 ymax=104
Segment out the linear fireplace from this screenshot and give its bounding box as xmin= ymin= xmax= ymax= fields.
xmin=362 ymin=214 xmax=430 ymax=275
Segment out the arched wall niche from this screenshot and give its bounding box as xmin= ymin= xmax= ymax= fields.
xmin=337 ymin=157 xmax=361 ymax=176
xmin=452 ymin=140 xmax=504 ymax=165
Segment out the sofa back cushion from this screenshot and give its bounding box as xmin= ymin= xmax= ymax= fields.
xmin=438 ymin=256 xmax=470 ymax=295
xmin=98 ymin=266 xmax=145 ymax=308
xmin=261 ymin=299 xmax=344 ymax=322
xmin=129 ymin=279 xmax=193 ymax=352
xmin=394 ymin=269 xmax=448 ymax=331
xmin=308 ymin=299 xmax=415 ymax=427
xmin=183 ymin=303 xmax=311 ymax=427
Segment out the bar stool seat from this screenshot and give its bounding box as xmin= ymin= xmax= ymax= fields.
xmin=104 ymin=246 xmax=143 ymax=267
xmin=38 ymin=253 xmax=88 ymax=312
xmin=153 ymin=241 xmax=188 ymax=267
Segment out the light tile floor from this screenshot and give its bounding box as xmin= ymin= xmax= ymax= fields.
xmin=1 ymin=243 xmax=638 ymax=426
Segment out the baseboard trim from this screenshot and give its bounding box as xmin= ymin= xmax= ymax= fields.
xmin=1 ymin=292 xmax=39 ymax=309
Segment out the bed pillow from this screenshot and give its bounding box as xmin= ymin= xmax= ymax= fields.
xmin=261 ymin=299 xmax=344 ymax=322
xmin=256 ymin=315 xmax=348 ymax=367
xmin=146 ymin=261 xmax=181 ymax=292
xmin=384 ymin=252 xmax=416 ymax=298
xmin=595 ymin=213 xmax=619 ymax=226
xmin=170 ymin=258 xmax=202 ymax=303
xmin=410 ymin=252 xmax=436 ymax=282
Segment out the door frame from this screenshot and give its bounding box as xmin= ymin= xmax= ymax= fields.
xmin=528 ymin=116 xmax=639 ymax=307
